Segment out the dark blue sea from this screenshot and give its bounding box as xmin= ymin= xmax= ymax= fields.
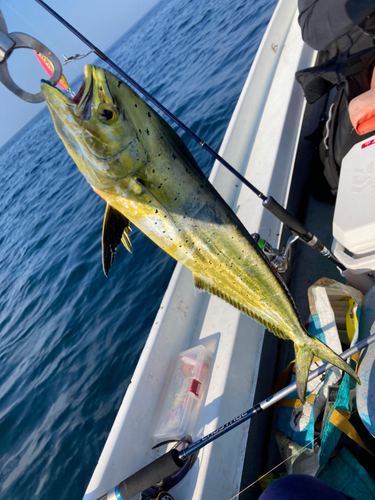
xmin=0 ymin=0 xmax=276 ymax=498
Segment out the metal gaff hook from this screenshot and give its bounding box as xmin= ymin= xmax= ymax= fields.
xmin=0 ymin=8 xmax=62 ymax=103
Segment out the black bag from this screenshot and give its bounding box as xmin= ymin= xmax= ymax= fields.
xmin=296 ymin=49 xmax=375 ymax=195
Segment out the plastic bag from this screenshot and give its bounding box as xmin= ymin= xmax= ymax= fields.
xmin=275 ymin=278 xmax=363 ymax=472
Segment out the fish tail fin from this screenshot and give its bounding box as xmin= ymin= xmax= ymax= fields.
xmin=294 ymin=344 xmax=314 ymax=404
xmin=294 ymin=335 xmax=360 ymax=403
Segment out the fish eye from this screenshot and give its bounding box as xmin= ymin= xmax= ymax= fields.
xmin=97 ymin=104 xmax=118 ymax=124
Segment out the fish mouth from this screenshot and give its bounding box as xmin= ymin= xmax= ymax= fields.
xmin=41 ymin=65 xmax=93 ymax=120
xmin=72 ymin=65 xmax=93 ymax=120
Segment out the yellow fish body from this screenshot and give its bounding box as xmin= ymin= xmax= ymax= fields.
xmin=41 ymin=65 xmax=358 ymax=401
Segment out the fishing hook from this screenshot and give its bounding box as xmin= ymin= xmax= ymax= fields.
xmin=62 ymin=50 xmax=93 ymax=65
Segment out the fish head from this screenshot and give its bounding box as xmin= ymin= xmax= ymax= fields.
xmin=40 ymin=64 xmax=148 ymax=188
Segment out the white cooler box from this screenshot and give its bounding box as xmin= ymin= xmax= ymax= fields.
xmin=332 ymin=135 xmax=375 ymax=292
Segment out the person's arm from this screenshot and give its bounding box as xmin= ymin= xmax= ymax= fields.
xmin=298 ymin=0 xmax=375 ymax=50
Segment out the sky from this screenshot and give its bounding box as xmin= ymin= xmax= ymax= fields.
xmin=0 ymin=0 xmax=161 ymax=147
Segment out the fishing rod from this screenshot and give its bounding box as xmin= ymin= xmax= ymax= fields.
xmin=34 ymin=0 xmax=346 ymax=272
xmin=95 ymin=332 xmax=375 ymax=500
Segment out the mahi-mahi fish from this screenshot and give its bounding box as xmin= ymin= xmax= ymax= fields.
xmin=41 ymin=65 xmax=359 ymax=402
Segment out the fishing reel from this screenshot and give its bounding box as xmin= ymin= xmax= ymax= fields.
xmin=143 ymin=491 xmax=174 ymax=500
xmin=252 ymin=233 xmax=299 ymax=274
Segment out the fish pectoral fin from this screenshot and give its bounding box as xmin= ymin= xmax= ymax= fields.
xmin=102 ymin=203 xmax=132 ymax=277
xmin=294 ymin=336 xmax=360 ymax=403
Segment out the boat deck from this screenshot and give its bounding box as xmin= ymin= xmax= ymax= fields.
xmin=239 ymin=96 xmax=344 ymax=498
xmin=240 ymin=97 xmax=375 ymax=498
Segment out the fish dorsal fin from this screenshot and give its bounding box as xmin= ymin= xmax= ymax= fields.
xmin=193 ymin=273 xmax=289 ymax=339
xmin=102 ymin=203 xmax=132 ymax=276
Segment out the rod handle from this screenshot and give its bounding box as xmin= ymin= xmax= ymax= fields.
xmin=99 ymin=449 xmax=185 ymax=500
xmin=263 ymin=196 xmax=326 ymax=251
xmin=262 ymin=196 xmax=312 ymax=239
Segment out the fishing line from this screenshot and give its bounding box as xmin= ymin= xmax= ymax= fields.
xmin=230 ymin=401 xmax=372 ymax=500
xmin=229 ymin=436 xmax=320 ymax=500
xmin=93 ymin=334 xmax=375 ymax=500
xmin=2 ymin=0 xmax=62 ymax=58
xmin=34 ymin=0 xmax=347 ymax=273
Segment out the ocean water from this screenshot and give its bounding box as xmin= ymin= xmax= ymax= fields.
xmin=0 ymin=0 xmax=276 ymax=498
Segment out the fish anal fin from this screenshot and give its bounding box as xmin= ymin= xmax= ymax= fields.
xmin=102 ymin=203 xmax=132 ymax=277
xmin=193 ymin=273 xmax=288 ymax=338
